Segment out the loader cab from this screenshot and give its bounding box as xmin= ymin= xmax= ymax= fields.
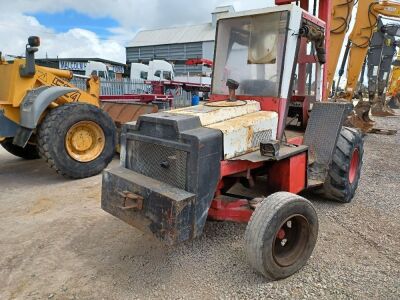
xmin=210 ymin=4 xmax=325 ymax=133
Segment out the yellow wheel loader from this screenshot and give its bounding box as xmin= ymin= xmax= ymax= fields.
xmin=0 ymin=36 xmax=116 ymax=178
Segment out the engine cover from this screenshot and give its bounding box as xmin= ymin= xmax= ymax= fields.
xmin=169 ymin=101 xmax=278 ymax=159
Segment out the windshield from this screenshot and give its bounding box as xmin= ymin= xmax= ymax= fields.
xmin=163 ymin=71 xmax=172 ymax=80
xmin=140 ymin=71 xmax=148 ymax=80
xmin=108 ymin=70 xmax=116 ymax=79
xmin=212 ymin=11 xmax=289 ymax=97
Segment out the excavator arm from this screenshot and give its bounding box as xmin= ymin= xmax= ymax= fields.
xmin=387 ymin=52 xmax=400 ymax=96
xmin=367 ymin=21 xmax=400 ymax=99
xmin=344 ymin=0 xmax=400 ymax=100
xmin=326 ymin=0 xmax=356 ymax=98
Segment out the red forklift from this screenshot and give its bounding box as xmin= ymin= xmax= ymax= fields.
xmin=101 ymin=1 xmax=364 ymax=280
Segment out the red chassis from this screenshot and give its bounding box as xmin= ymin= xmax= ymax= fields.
xmin=208 ymin=137 xmax=308 ymax=223
xmin=207 ymin=0 xmax=331 ymax=223
xmin=208 ymin=94 xmax=309 ymax=224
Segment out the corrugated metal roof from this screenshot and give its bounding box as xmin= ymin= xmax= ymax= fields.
xmin=127 ymin=23 xmax=215 ymax=47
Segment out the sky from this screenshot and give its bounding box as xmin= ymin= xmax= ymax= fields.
xmin=0 ymin=0 xmax=274 ymax=63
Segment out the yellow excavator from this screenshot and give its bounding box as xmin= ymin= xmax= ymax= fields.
xmin=387 ymin=52 xmax=400 ymax=108
xmin=0 ymin=37 xmax=116 ymax=178
xmin=327 ymin=0 xmax=400 ymax=132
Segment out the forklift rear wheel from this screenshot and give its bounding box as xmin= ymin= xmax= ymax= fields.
xmin=244 ymin=192 xmax=318 ymax=280
xmin=319 ymin=127 xmax=364 ymax=203
xmin=1 ymin=138 xmax=40 ymax=160
xmin=37 ymin=102 xmax=116 ymax=179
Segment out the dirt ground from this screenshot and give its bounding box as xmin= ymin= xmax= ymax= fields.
xmin=1 ymin=115 xmax=399 ymax=300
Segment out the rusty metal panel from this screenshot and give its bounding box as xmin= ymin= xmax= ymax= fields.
xmin=116 ymin=112 xmax=222 ymax=241
xmin=169 ymin=100 xmax=261 ymax=126
xmin=207 ymin=111 xmax=278 ymax=159
xmin=101 ymin=166 xmax=196 ymax=245
xmin=101 ymin=102 xmax=157 ymax=127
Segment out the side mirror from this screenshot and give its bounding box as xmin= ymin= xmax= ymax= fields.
xmin=20 ymin=36 xmax=40 ymax=77
xmin=28 ymin=36 xmax=40 ymax=47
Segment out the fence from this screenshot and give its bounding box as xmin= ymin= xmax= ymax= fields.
xmin=70 ymin=77 xmax=192 ymax=108
xmin=70 ymin=77 xmax=151 ymax=96
xmin=171 ymin=89 xmax=192 ymax=108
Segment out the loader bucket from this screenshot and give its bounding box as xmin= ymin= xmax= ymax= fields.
xmin=101 ymin=102 xmax=158 ymax=153
xmin=101 ymin=102 xmax=158 ymax=128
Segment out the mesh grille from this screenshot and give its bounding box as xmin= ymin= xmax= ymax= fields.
xmin=252 ymin=129 xmax=273 ymax=148
xmin=126 ymin=140 xmax=188 ymax=190
xmin=304 ymin=102 xmax=352 ymax=165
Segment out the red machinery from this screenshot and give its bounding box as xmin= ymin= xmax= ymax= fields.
xmin=102 ymin=1 xmax=363 ymax=281
xmin=185 ymin=58 xmax=213 ymax=68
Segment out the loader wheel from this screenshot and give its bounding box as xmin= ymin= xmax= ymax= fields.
xmin=244 ymin=192 xmax=318 ymax=281
xmin=37 ymin=103 xmax=116 ymax=179
xmin=319 ymin=127 xmax=364 ymax=203
xmin=1 ymin=138 xmax=40 ymax=160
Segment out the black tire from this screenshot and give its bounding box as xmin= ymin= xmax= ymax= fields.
xmin=319 ymin=127 xmax=364 ymax=203
xmin=37 ymin=103 xmax=116 ymax=179
xmin=244 ymin=192 xmax=318 ymax=280
xmin=1 ymin=138 xmax=40 ymax=160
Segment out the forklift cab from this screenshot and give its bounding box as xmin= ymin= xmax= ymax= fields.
xmin=210 ymin=4 xmax=325 ymax=132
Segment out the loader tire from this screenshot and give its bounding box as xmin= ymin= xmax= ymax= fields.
xmin=244 ymin=192 xmax=318 ymax=281
xmin=319 ymin=127 xmax=364 ymax=203
xmin=1 ymin=138 xmax=40 ymax=160
xmin=37 ymin=102 xmax=116 ymax=179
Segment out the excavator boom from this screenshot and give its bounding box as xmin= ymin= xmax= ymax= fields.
xmin=345 ymin=0 xmax=400 ymax=100
xmin=326 ymin=0 xmax=356 ymax=98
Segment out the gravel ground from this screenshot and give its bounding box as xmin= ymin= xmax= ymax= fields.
xmin=0 ymin=114 xmax=399 ymax=300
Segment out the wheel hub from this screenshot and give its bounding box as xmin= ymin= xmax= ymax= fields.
xmin=349 ymin=148 xmax=360 ymax=184
xmin=277 ymin=228 xmax=286 ymax=240
xmin=272 ymin=215 xmax=310 ymax=267
xmin=65 ymin=121 xmax=105 ymax=162
xmin=71 ymin=129 xmax=94 ymax=152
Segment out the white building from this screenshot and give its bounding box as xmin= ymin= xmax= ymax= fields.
xmin=126 ymin=6 xmax=235 ymax=76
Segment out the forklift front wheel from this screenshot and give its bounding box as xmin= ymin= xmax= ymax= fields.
xmin=244 ymin=192 xmax=318 ymax=280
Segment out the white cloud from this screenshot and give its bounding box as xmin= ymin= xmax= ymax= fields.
xmin=0 ymin=11 xmax=126 ymax=62
xmin=0 ymin=0 xmax=274 ymax=63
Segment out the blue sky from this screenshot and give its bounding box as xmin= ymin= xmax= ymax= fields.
xmin=31 ymin=10 xmax=120 ymax=40
xmin=0 ymin=0 xmax=284 ymax=63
